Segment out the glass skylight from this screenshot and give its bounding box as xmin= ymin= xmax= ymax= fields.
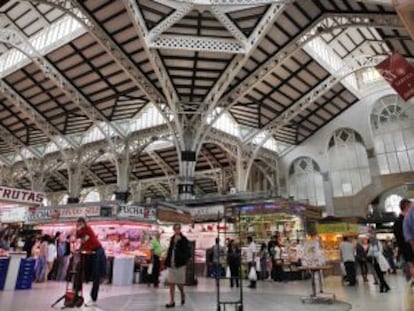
xmin=304 ymin=36 xmax=360 ymax=96
xmin=128 ymin=103 xmax=166 ymax=133
xmin=208 ymin=108 xmax=241 ymax=137
xmin=0 ymin=15 xmax=85 ymax=78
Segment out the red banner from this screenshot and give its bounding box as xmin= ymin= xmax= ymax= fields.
xmin=376 ymin=53 xmax=414 ymax=101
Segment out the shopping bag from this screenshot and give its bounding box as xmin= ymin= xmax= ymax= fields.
xmin=160 ymin=269 xmax=168 ymax=285
xmin=248 ymin=266 xmax=257 ymax=281
xmin=377 ymin=254 xmax=390 ymax=272
xmin=255 ymin=258 xmax=261 ymax=272
xmin=147 ymin=264 xmax=153 ymax=275
xmin=226 ymin=266 xmax=231 ymax=278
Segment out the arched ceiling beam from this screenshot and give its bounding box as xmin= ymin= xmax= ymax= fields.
xmin=0 ymin=79 xmax=79 ymax=150
xmin=25 ymin=0 xmax=180 ymax=147
xmin=201 ymin=12 xmax=404 ymax=141
xmin=124 ymin=0 xmax=182 ymax=142
xmin=0 ymin=27 xmax=126 ymax=141
xmin=243 ymin=54 xmax=385 ymax=184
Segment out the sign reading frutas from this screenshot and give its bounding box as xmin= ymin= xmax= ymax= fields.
xmin=0 ymin=186 xmax=44 ymax=205
xmin=376 ymin=53 xmax=414 ymax=101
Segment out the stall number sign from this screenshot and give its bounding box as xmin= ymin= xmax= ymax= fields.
xmin=190 ymin=205 xmax=224 ymax=221
xmin=1 ymin=207 xmax=27 ymax=223
xmin=0 ymin=186 xmax=44 ymax=205
xmin=118 ymin=205 xmax=156 ymax=220
xmin=27 ymin=206 xmax=101 ymax=222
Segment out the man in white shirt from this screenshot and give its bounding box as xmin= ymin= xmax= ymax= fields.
xmin=340 ymin=236 xmax=356 ymax=286
xmin=247 ymin=236 xmax=257 ymax=289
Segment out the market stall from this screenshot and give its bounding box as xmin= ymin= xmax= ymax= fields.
xmin=316 ymin=217 xmax=367 ymax=275
xmin=230 ymin=199 xmax=322 ymax=281
xmin=29 ymin=202 xmax=158 ymax=286
xmin=0 ymin=187 xmax=46 ymax=291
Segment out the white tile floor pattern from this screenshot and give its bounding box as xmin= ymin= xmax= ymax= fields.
xmin=0 ymin=275 xmax=412 ymax=311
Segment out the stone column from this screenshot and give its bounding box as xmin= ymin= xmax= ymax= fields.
xmin=115 ymin=150 xmax=131 ymax=203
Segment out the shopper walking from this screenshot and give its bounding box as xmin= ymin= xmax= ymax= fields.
xmin=35 ymin=235 xmax=49 ymax=282
xmin=368 ymin=236 xmax=390 ymax=293
xmin=273 ymin=239 xmax=285 ymax=282
xmin=227 ymin=240 xmax=240 ymax=288
xmin=339 ymin=236 xmax=356 ymax=286
xmin=259 ymin=243 xmax=267 ymax=280
xmin=151 ymin=232 xmax=162 ymax=288
xmin=394 ymin=198 xmax=414 ymax=281
xmin=403 ymin=199 xmax=414 ymax=279
xmin=76 ymin=217 xmax=107 ymax=307
xmin=247 ymin=236 xmax=257 ymax=289
xmin=356 ymin=237 xmax=369 ymax=282
xmin=165 ymin=224 xmax=191 ymax=308
xmin=268 ymin=236 xmax=276 ymax=281
xmin=47 ymin=235 xmax=57 ymax=280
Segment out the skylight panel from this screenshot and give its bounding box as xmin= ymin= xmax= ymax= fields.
xmin=0 ymin=14 xmax=86 ymax=78
xmin=208 ymin=108 xmax=240 ymax=137
xmin=304 ymin=37 xmax=360 ymax=96
xmin=128 ymin=103 xmax=166 ymax=133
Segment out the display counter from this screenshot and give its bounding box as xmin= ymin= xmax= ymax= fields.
xmin=316 ymin=222 xmax=361 ymax=263
xmin=0 ymin=253 xmax=35 ymax=291
xmin=112 ymin=255 xmax=134 ymax=286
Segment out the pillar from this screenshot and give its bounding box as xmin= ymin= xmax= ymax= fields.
xmin=45 ymin=192 xmax=65 ymax=207
xmin=115 ymin=150 xmax=131 ymax=203
xmin=98 ymin=185 xmax=117 ymax=201
xmin=178 ymin=150 xmax=196 ymax=200
xmin=67 ymin=162 xmax=85 ymax=204
xmin=322 ymin=171 xmax=335 ymax=215
xmin=235 ymin=147 xmax=248 ymax=192
xmin=29 ymin=171 xmax=47 ymax=192
xmin=130 ymin=182 xmax=144 ymax=203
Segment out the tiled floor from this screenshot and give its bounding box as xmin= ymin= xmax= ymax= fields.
xmin=0 ymin=274 xmax=413 ymax=311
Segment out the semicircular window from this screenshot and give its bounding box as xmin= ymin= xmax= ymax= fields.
xmin=371 ymin=95 xmax=414 ymax=174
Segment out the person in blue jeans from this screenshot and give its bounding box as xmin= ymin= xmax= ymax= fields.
xmin=76 ymin=217 xmax=107 ymax=307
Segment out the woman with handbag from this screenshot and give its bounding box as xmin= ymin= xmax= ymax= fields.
xmin=368 ymin=237 xmax=390 ymax=293
xmin=165 ymin=224 xmax=191 ymax=308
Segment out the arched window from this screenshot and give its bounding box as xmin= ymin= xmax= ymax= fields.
xmin=328 ymin=128 xmax=371 ymax=197
xmin=59 ymin=194 xmax=69 ymax=205
xmin=371 ymin=95 xmax=414 ymax=174
xmin=288 ymin=157 xmax=325 ymax=206
xmin=82 ymin=189 xmax=100 ymax=202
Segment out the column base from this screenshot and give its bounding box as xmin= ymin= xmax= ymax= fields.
xmin=67 ymin=197 xmax=80 ymax=204
xmin=178 ymin=184 xmax=194 ymax=200
xmin=114 ymin=191 xmax=129 ymax=203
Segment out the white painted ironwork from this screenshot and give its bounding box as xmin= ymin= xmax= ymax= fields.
xmin=210 ymin=5 xmax=247 ymax=44
xmin=158 ymin=0 xmax=289 ymax=5
xmin=28 ymin=0 xmax=179 ymax=150
xmin=0 ymin=80 xmax=79 ymax=150
xmin=147 ymin=2 xmax=194 ymax=42
xmin=0 ymin=27 xmax=127 ymax=141
xmin=209 ymin=13 xmax=404 ymax=133
xmin=243 ymin=55 xmax=385 ymax=187
xmin=192 ymin=2 xmax=287 ymax=147
xmin=151 ymin=35 xmax=245 ymax=53
xmin=124 ymin=0 xmax=182 ymax=140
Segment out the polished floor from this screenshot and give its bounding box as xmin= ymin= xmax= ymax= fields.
xmin=0 ymin=274 xmax=413 ymax=311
